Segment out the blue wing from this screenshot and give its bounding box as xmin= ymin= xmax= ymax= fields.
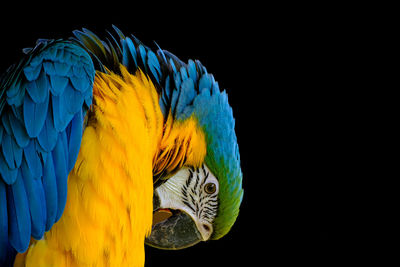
xmin=0 ymin=39 xmax=94 ymax=265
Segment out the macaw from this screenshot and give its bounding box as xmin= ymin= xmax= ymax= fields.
xmin=0 ymin=26 xmax=243 ymax=266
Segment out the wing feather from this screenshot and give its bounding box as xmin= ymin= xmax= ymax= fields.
xmin=0 ymin=39 xmax=95 ymax=264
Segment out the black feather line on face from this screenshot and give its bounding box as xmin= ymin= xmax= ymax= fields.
xmin=177 ymin=165 xmax=219 ymax=226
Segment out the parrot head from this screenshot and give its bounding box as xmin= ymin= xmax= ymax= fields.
xmin=145 ymin=54 xmax=243 ymax=249
xmin=73 ymin=27 xmax=243 ymax=250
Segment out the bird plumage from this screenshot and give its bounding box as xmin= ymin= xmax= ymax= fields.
xmin=0 ymin=39 xmax=94 ymax=266
xmin=1 ymin=26 xmax=243 ymax=266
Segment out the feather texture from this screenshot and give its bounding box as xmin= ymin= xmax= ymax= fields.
xmin=3 ymin=26 xmax=243 ymax=266
xmin=7 ymin=172 xmax=31 ymax=252
xmin=21 ymin=66 xmax=160 ymax=266
xmin=0 ymin=39 xmax=94 ymax=265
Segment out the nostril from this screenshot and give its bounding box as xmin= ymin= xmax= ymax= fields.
xmin=203 ymin=224 xmax=210 ymax=232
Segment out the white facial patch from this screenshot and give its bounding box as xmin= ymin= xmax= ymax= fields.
xmin=155 ymin=165 xmax=219 ymax=241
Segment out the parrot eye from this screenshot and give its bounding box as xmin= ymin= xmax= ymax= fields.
xmin=204 ymin=183 xmax=216 ymax=194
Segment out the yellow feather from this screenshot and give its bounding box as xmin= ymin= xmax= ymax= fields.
xmin=18 ymin=65 xmax=207 ymax=266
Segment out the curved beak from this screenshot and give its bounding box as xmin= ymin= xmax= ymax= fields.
xmin=145 ymin=209 xmax=203 ymax=250
xmin=146 ymin=168 xmax=215 ymax=249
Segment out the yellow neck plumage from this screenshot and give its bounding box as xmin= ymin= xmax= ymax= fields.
xmin=15 ymin=65 xmax=206 ymax=267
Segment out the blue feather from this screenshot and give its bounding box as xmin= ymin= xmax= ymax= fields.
xmin=70 ymin=73 xmax=89 ymax=92
xmin=52 ymin=133 xmax=68 ymax=222
xmin=23 ymin=63 xmax=42 ymax=82
xmin=198 ymin=74 xmax=212 ymax=93
xmin=170 ymin=88 xmax=180 ymax=117
xmin=49 ymin=75 xmax=68 ymax=96
xmin=0 ymin=181 xmax=8 ymax=255
xmin=138 ymin=45 xmax=148 ymax=72
xmin=12 ymin=136 xmax=23 ymax=167
xmin=42 ymin=46 xmax=57 ymax=60
xmin=8 ymin=112 xmax=30 ymax=148
xmin=1 ymin=40 xmax=95 ymax=257
xmin=0 ymin=120 xmax=22 ymax=178
xmin=169 ymin=58 xmax=177 ymax=73
xmin=23 ymin=93 xmax=49 ymax=138
xmin=6 ymin=80 xmax=25 ymax=107
xmin=7 ymin=171 xmax=31 ymax=252
xmin=34 ymin=139 xmax=48 ymax=166
xmin=42 ymin=153 xmax=58 ymax=231
xmin=26 ymin=70 xmax=49 ymax=103
xmin=187 ymin=60 xmax=198 ymax=82
xmin=11 ymin=106 xmax=24 ymax=124
xmin=52 ymin=94 xmax=74 ymax=132
xmin=83 ymin=65 xmax=95 ymax=85
xmin=147 ymin=50 xmax=161 ymax=83
xmin=67 ymin=111 xmax=83 ymax=171
xmin=0 ymin=181 xmax=17 ymax=267
xmin=60 ymin=131 xmax=69 ymax=171
xmin=176 ymin=79 xmax=196 ymax=120
xmin=1 ymin=112 xmax=12 ymax=135
xmin=2 ymin=133 xmax=16 ymax=169
xmin=37 ymin=105 xmax=58 ymax=152
xmin=84 ymin=93 xmax=92 ymax=108
xmin=180 ymin=67 xmax=188 ymax=81
xmin=62 ymin=83 xmax=84 ymax=114
xmin=159 ymin=77 xmax=170 ymax=117
xmin=6 ymin=79 xmax=22 ymax=98
xmin=29 ymin=53 xmax=43 ymax=67
xmin=173 ymin=72 xmax=182 ymax=91
xmin=72 ymin=65 xmax=84 ymax=78
xmin=21 ymin=160 xmax=46 ymax=239
xmin=125 ymin=37 xmax=138 ymax=67
xmin=54 ymin=62 xmax=71 ymax=76
xmin=121 ymin=39 xmax=130 ymax=67
xmin=43 ymin=62 xmax=56 ymax=76
xmin=0 ymin=153 xmax=18 ymax=185
xmin=23 ymin=140 xmax=42 ymax=179
xmin=56 ymin=49 xmax=65 ymax=62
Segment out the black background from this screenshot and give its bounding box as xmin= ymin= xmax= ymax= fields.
xmin=0 ymin=3 xmax=358 ymax=266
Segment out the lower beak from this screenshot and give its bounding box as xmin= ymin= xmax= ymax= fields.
xmin=145 ymin=210 xmax=203 ymax=250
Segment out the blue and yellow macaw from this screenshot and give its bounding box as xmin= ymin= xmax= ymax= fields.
xmin=0 ymin=26 xmax=243 ymax=266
